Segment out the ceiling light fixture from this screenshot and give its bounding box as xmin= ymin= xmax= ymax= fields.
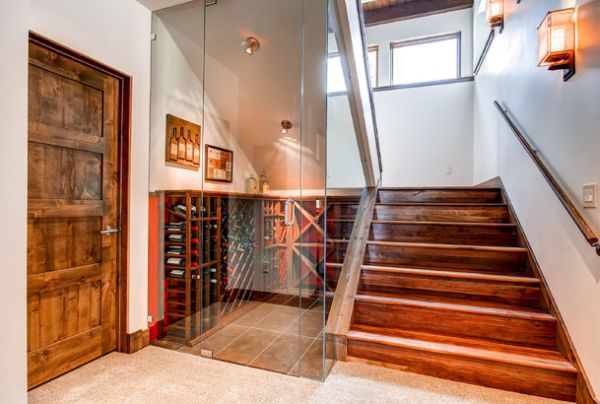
xmin=241 ymin=36 xmax=260 ymax=55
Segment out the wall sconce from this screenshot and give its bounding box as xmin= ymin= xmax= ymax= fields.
xmin=241 ymin=37 xmax=260 ymax=55
xmin=280 ymin=120 xmax=293 ymax=134
xmin=537 ymin=8 xmax=576 ymax=81
xmin=486 ymin=0 xmax=504 ymax=33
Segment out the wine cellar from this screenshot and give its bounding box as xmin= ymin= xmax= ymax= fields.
xmin=156 ymin=191 xmax=360 ymax=347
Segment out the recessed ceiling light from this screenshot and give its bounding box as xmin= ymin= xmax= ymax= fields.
xmin=241 ymin=37 xmax=260 ymax=55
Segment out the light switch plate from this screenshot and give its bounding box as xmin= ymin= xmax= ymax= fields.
xmin=583 ymin=183 xmax=597 ymax=208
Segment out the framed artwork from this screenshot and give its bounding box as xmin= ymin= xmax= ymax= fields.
xmin=165 ymin=114 xmax=201 ymax=170
xmin=205 ymin=145 xmax=233 ymax=183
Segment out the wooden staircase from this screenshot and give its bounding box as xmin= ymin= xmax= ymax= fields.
xmin=346 ymin=188 xmax=578 ymax=401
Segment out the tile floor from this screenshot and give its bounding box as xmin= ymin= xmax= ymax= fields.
xmin=155 ymin=295 xmax=331 ymax=379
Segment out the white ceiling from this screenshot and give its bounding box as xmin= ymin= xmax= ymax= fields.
xmin=137 ymin=0 xmax=192 ymax=12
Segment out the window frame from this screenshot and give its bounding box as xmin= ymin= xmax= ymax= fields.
xmin=390 ymin=31 xmax=462 ymax=86
xmin=367 ymin=45 xmax=379 ymax=88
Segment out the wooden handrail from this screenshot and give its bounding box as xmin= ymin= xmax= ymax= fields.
xmin=494 ymin=101 xmax=600 ymax=255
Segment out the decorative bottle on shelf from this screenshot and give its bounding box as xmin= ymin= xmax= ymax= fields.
xmin=193 ymin=133 xmax=201 ymax=165
xmin=169 ymin=128 xmax=178 ymax=161
xmin=246 ymin=173 xmax=258 ymax=194
xmin=185 ymin=130 xmax=193 ymax=162
xmin=259 ymin=171 xmax=270 ymax=194
xmin=177 ymin=127 xmax=186 ymax=160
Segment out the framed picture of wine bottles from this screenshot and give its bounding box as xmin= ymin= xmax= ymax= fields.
xmin=165 ymin=114 xmax=202 ymax=170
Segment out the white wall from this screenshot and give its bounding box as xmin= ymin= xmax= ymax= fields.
xmin=327 ymin=96 xmax=365 ymax=188
xmin=363 ymin=9 xmax=475 ymax=187
xmin=473 ymin=0 xmax=600 ymax=394
xmin=149 ymin=2 xmax=257 ymax=193
xmin=367 ymin=8 xmax=474 ymax=87
xmin=375 ymin=81 xmax=474 ymax=187
xmin=28 ymin=0 xmax=152 ymax=335
xmin=0 ymin=1 xmax=29 ymax=402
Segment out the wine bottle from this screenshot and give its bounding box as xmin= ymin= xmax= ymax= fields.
xmin=186 ymin=129 xmax=193 ymax=162
xmin=193 ymin=133 xmax=201 ymax=165
xmin=166 ymin=257 xmax=185 ymax=266
xmin=178 ymin=127 xmax=186 ymax=160
xmin=169 ymin=128 xmax=178 ymax=161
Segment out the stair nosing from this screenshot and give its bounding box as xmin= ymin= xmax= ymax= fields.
xmin=375 ymin=202 xmax=507 ymax=207
xmin=360 ymin=265 xmax=540 ymax=284
xmin=347 ymin=330 xmax=576 ymax=374
xmin=355 ymin=293 xmax=555 ymax=322
xmin=365 ymin=240 xmax=528 ymax=253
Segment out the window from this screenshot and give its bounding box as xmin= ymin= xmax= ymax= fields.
xmin=391 ymin=32 xmax=461 ymax=86
xmin=327 ymin=45 xmax=379 ymax=94
xmin=327 ymin=54 xmax=346 ymax=93
xmin=367 ymin=46 xmax=378 ymax=87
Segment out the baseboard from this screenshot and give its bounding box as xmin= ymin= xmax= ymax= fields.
xmin=124 ymin=329 xmax=150 ymax=354
xmin=499 ymin=178 xmax=598 ymax=404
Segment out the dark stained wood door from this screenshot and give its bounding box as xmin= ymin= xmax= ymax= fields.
xmin=27 ymin=41 xmax=120 ymax=389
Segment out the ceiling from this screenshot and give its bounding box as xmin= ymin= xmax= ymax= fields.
xmin=363 ymin=0 xmax=474 ymax=26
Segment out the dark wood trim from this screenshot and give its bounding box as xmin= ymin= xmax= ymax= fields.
xmin=364 ymin=0 xmax=473 ymax=27
xmin=494 ymin=101 xmax=600 ymax=255
xmin=28 ymin=32 xmax=133 ymax=353
xmin=124 ymin=329 xmax=150 ymax=354
xmin=474 ymin=29 xmax=496 ymax=76
xmin=374 ymin=76 xmax=474 ymax=92
xmin=390 ymin=31 xmax=462 ymax=86
xmin=499 ymin=179 xmax=599 ymax=404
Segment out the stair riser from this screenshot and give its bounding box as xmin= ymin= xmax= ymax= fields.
xmin=326 ymin=244 xmax=348 ymax=263
xmin=326 ymin=265 xmax=342 ymax=289
xmin=378 ymin=189 xmax=503 ymax=204
xmin=369 ymin=222 xmax=519 ymax=246
xmin=373 ymin=205 xmax=510 ymax=223
xmin=364 ymin=244 xmax=528 ymax=273
xmin=347 ymin=339 xmax=575 ymax=401
xmin=327 ymin=221 xmax=354 ymax=240
xmin=360 ymin=271 xmax=540 ymax=306
xmin=353 ymin=300 xmax=556 ymax=349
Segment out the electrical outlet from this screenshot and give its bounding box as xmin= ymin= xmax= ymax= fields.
xmin=444 ymin=166 xmax=453 ymax=176
xmin=147 ymin=315 xmax=153 ymax=323
xmin=583 ymin=183 xmax=597 ymax=208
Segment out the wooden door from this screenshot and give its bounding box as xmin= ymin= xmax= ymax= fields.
xmin=27 ymin=40 xmax=120 ymax=389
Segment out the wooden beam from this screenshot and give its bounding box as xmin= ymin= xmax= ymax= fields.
xmin=365 ymin=0 xmax=474 ymax=26
xmin=326 ymin=186 xmax=378 ymax=360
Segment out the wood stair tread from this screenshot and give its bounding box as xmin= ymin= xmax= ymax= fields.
xmin=348 ymin=327 xmax=576 ymax=374
xmin=355 ymin=291 xmax=554 ymax=321
xmin=365 ymin=240 xmax=527 ymax=253
xmin=361 ymin=265 xmax=539 ymax=284
xmin=370 ymin=220 xmax=517 ymax=228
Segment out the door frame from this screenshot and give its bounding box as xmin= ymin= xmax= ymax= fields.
xmin=29 ymin=32 xmax=132 ymax=353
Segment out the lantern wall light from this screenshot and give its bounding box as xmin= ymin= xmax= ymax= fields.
xmin=537 ymin=8 xmax=576 ymax=81
xmin=486 ymin=0 xmax=504 ymax=33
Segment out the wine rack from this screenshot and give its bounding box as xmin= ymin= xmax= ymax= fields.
xmin=219 ymin=197 xmax=259 ymax=317
xmin=163 ymin=191 xmax=222 ymax=345
xmin=261 ymin=200 xmax=288 ymax=291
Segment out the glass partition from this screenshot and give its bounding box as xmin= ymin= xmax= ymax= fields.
xmin=149 ymin=0 xmax=331 ymax=382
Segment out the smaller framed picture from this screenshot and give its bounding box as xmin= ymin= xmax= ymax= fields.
xmin=205 ymin=145 xmax=233 ymax=183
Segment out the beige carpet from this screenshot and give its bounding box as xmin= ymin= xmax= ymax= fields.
xmin=29 ymin=346 xmax=566 ymax=404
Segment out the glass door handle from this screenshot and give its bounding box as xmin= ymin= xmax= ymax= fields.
xmin=284 ymin=198 xmax=295 ymax=227
xmin=100 ymin=225 xmax=119 ymax=235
